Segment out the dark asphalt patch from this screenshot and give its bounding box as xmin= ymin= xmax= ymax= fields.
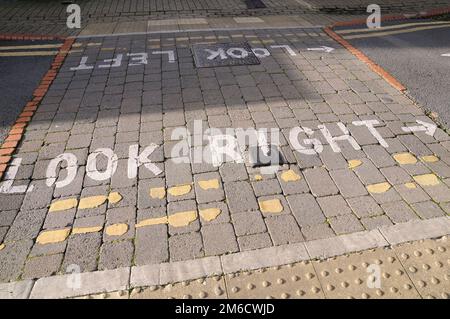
xmin=0 ymin=40 xmax=60 ymax=144
xmin=337 ymin=21 xmax=450 ymax=129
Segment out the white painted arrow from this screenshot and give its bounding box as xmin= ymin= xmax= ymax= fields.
xmin=442 ymin=53 xmax=450 ymax=57
xmin=401 ymin=120 xmax=437 ymax=136
xmin=307 ymin=46 xmax=335 ymax=53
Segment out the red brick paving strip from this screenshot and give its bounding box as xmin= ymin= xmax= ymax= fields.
xmin=0 ymin=35 xmax=74 ymax=179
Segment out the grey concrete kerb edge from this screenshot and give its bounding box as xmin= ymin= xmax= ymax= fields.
xmin=0 ymin=216 xmax=448 ymax=299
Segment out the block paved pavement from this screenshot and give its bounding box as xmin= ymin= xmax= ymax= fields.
xmin=0 ymin=26 xmax=450 ymax=286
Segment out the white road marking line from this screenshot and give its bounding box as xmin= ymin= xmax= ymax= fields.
xmin=343 ymin=23 xmax=450 ymax=39
xmin=336 ymin=20 xmax=450 ymax=34
xmin=307 ymin=46 xmax=334 ymax=53
xmin=401 ymin=120 xmax=437 ymax=136
xmin=442 ymin=53 xmax=450 ymax=57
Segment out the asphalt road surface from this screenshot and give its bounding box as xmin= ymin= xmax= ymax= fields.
xmin=0 ymin=40 xmax=60 ymax=144
xmin=335 ymin=19 xmax=450 ymax=129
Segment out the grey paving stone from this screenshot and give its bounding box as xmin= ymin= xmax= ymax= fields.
xmin=62 ymin=232 xmax=102 ymax=273
xmin=421 ymin=183 xmax=450 ymax=203
xmin=22 ymin=254 xmax=63 ymax=279
xmin=319 ymin=145 xmax=348 ymax=170
xmin=0 ymin=211 xmax=17 ymax=227
xmin=21 ymin=180 xmax=54 ymax=210
xmin=0 ymin=239 xmax=33 ymax=282
xmin=380 ymin=166 xmax=412 ymax=185
xmin=194 ymin=172 xmax=224 ymax=204
xmin=168 ymin=232 xmax=204 ymax=262
xmin=329 ymin=214 xmax=365 ymax=234
xmin=411 ymin=201 xmax=446 ymax=219
xmin=5 ymin=209 xmax=47 ymax=242
xmin=370 ymin=186 xmax=403 ymax=204
xmin=251 ymin=178 xmax=282 ymax=197
xmin=201 ymin=223 xmax=238 ymax=256
xmin=237 ymin=233 xmax=272 ymax=251
xmin=165 ymin=160 xmax=192 ymax=187
xmin=99 ymin=240 xmax=134 ymax=270
xmin=135 ymin=224 xmax=169 ymax=265
xmin=381 ymin=201 xmax=419 ymax=223
xmin=394 ymin=183 xmax=431 ymax=204
xmin=231 ymin=211 xmax=266 ymax=236
xmin=346 ymin=195 xmax=384 ymax=218
xmin=363 ymin=145 xmax=396 ymax=168
xmin=219 ymin=162 xmax=248 ymax=182
xmin=286 ymin=193 xmax=326 ymax=227
xmin=0 ymin=194 xmax=24 ymax=211
xmin=66 ymin=134 xmax=92 ymax=149
xmin=353 ymin=158 xmax=387 ymax=185
xmin=304 ymin=167 xmax=338 ymax=197
xmin=138 ymin=178 xmax=166 ymax=209
xmin=398 ymin=134 xmax=432 ymax=157
xmin=360 ymin=215 xmax=394 ymax=230
xmin=43 ymin=208 xmax=76 ymax=230
xmin=224 ymin=181 xmax=258 ymax=214
xmin=276 ymin=166 xmax=309 ymax=195
xmin=265 ymin=214 xmax=304 ymax=245
xmin=317 ymin=195 xmax=352 ymax=218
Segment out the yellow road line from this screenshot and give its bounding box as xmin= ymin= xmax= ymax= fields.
xmin=0 ymin=43 xmax=62 ymax=50
xmin=0 ymin=51 xmax=58 ymax=57
xmin=336 ymin=20 xmax=450 ymax=35
xmin=343 ymin=23 xmax=450 ymax=39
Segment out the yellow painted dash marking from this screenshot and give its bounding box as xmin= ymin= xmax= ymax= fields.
xmin=168 ymin=211 xmax=197 ymax=227
xmin=105 ymin=223 xmax=128 ymax=236
xmin=348 ymin=159 xmax=363 ymax=169
xmin=367 ymin=182 xmax=391 ymax=194
xmin=150 ymin=187 xmax=166 ymax=199
xmin=199 ymin=208 xmax=221 ymax=221
xmin=254 ymin=174 xmax=263 ymax=181
xmin=0 ymin=44 xmax=62 ymax=50
xmin=198 ymin=179 xmax=219 ymax=190
xmin=420 ymin=155 xmax=439 ymax=163
xmin=281 ymin=170 xmax=301 ymax=182
xmin=78 ymin=195 xmax=107 ymax=209
xmin=404 ymin=182 xmax=417 ymax=189
xmin=135 ymin=216 xmax=168 ymax=228
xmin=36 ymin=228 xmax=71 ymax=244
xmin=168 ymin=184 xmax=192 ymax=196
xmin=393 ymin=153 xmax=417 ymax=165
xmin=0 ymin=243 xmax=5 ymax=251
xmin=49 ymin=198 xmax=78 ymax=212
xmin=0 ymin=51 xmax=59 ymax=57
xmin=259 ymin=199 xmax=283 ymax=214
xmin=413 ymin=174 xmax=440 ymax=186
xmin=108 ymin=192 xmax=122 ymax=204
